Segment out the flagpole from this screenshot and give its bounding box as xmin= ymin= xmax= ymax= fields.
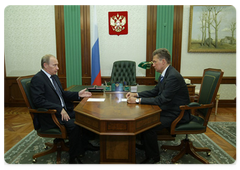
xmin=91 ymin=5 xmax=102 ymax=86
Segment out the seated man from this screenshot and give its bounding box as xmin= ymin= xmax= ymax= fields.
xmin=126 ymin=48 xmax=191 ymax=164
xmin=30 ymin=54 xmax=98 ymax=164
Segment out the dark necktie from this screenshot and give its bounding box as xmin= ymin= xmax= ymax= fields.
xmin=51 ymin=76 xmax=66 ymax=109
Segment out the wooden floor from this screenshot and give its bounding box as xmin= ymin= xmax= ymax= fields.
xmin=4 ymin=107 xmax=236 ymax=160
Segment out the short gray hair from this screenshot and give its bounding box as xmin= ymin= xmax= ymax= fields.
xmin=41 ymin=54 xmax=55 ymax=68
xmin=152 ymin=48 xmax=171 ymax=64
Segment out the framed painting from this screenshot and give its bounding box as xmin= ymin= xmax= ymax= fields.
xmin=188 ymin=5 xmax=236 ymax=53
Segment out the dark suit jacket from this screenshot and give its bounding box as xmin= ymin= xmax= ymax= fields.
xmin=30 ymin=70 xmax=79 ymax=131
xmin=139 ymin=65 xmax=191 ymax=127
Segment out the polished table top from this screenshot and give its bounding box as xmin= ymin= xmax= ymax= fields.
xmin=74 ymin=92 xmax=161 ymax=136
xmin=74 ymin=92 xmax=161 ymax=121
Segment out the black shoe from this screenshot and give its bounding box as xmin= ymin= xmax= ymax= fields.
xmin=140 ymin=157 xmax=160 ymax=164
xmin=85 ymin=143 xmax=100 ymax=151
xmin=78 ymin=153 xmax=85 ymax=158
xmin=136 ymin=144 xmax=144 ymax=150
xmin=69 ymin=157 xmax=82 ymax=164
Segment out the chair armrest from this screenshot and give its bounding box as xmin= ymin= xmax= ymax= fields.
xmin=72 ymin=101 xmax=80 ymax=104
xmin=28 ymin=108 xmax=67 ymax=138
xmin=29 ymin=108 xmax=57 ymax=114
xmin=188 ymin=102 xmax=201 ymax=107
xmin=179 ymin=103 xmax=213 ymax=111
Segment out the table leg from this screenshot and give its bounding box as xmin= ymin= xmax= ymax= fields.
xmin=100 ymin=135 xmax=136 ymax=164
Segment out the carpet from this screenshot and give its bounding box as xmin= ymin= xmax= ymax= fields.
xmin=208 ymin=122 xmax=236 ymax=147
xmin=5 ymin=128 xmax=235 ymax=164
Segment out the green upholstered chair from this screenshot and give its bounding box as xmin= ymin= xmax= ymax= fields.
xmin=17 ymin=76 xmax=68 ymax=164
xmin=110 ymin=60 xmax=137 ymax=85
xmin=161 ymin=68 xmax=224 ymax=164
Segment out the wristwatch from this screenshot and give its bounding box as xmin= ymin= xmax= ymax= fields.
xmin=136 ymin=98 xmax=140 ymax=104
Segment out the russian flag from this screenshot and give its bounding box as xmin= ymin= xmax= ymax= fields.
xmin=91 ymin=6 xmax=101 ymax=86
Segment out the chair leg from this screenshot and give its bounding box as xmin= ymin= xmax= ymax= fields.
xmin=161 ymin=138 xmax=210 ymax=164
xmin=56 ymin=146 xmax=62 ymax=164
xmin=161 ymin=139 xmax=185 ymax=151
xmin=33 ymin=139 xmax=69 ymax=164
xmin=187 ymin=141 xmax=210 ymax=164
xmin=45 ymin=142 xmax=53 ymax=148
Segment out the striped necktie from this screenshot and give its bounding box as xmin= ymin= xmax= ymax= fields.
xmin=51 ymin=76 xmax=66 ymax=109
xmin=160 ymin=75 xmax=164 ymax=82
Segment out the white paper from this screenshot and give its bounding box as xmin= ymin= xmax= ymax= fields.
xmin=121 ymin=98 xmax=128 ymax=102
xmin=87 ymin=98 xmax=105 ymax=102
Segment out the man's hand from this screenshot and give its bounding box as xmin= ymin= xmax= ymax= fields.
xmin=79 ymin=88 xmax=92 ymax=98
xmin=61 ymin=108 xmax=70 ymax=121
xmin=126 ymin=92 xmax=138 ymax=98
xmin=127 ymin=97 xmax=137 ymax=104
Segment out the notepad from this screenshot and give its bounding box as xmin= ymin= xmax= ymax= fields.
xmin=121 ymin=98 xmax=128 ymax=102
xmin=87 ymin=98 xmax=105 ymax=102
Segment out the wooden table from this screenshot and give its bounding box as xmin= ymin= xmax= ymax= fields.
xmin=67 ymin=85 xmax=195 ymax=96
xmin=74 ymin=92 xmax=161 ymax=164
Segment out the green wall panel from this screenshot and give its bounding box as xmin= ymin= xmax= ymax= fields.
xmin=155 ymin=5 xmax=174 ymax=80
xmin=64 ymin=6 xmax=82 ymax=87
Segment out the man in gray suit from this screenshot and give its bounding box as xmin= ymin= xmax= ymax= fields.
xmin=126 ymin=48 xmax=191 ymax=164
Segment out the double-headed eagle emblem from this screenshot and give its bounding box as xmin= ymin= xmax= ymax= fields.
xmin=110 ymin=14 xmax=126 ymax=32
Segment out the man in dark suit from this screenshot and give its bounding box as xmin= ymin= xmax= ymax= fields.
xmin=126 ymin=48 xmax=191 ymax=164
xmin=30 ymin=54 xmax=97 ymax=164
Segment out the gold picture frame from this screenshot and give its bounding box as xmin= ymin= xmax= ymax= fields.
xmin=188 ymin=5 xmax=236 ymax=53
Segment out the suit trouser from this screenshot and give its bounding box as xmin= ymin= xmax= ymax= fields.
xmin=141 ymin=115 xmax=175 ymax=159
xmin=64 ymin=119 xmax=88 ymax=159
xmin=142 ymin=113 xmax=192 ymax=159
xmin=142 ymin=124 xmax=165 ymax=159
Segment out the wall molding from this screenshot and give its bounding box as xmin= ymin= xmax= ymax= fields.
xmin=4 ymin=76 xmax=236 ymax=107
xmin=184 ymin=76 xmax=236 ymax=84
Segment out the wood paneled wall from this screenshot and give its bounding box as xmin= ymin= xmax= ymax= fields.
xmin=80 ymin=6 xmax=91 ymax=85
xmin=4 ymin=5 xmax=236 ymax=107
xmin=172 ymin=6 xmax=183 ymax=72
xmin=146 ymin=6 xmax=157 ymax=78
xmin=55 ymin=5 xmax=67 ymax=89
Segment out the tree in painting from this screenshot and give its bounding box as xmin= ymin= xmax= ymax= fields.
xmin=189 ymin=5 xmax=236 ymax=52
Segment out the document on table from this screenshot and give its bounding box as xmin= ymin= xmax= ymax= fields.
xmin=121 ymin=98 xmax=128 ymax=102
xmin=87 ymin=98 xmax=105 ymax=102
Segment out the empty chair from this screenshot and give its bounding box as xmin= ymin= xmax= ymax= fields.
xmin=110 ymin=60 xmax=137 ymax=86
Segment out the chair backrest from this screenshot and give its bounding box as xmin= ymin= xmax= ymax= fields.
xmin=110 ymin=60 xmax=137 ymax=85
xmin=16 ymin=75 xmax=35 ymax=109
xmin=17 ymin=75 xmax=42 ymax=129
xmin=198 ymin=68 xmax=224 ymax=119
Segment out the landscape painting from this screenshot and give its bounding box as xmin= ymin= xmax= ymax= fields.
xmin=188 ymin=5 xmax=236 ymax=53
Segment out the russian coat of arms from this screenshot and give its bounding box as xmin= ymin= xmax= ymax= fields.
xmin=108 ymin=11 xmax=128 ymax=36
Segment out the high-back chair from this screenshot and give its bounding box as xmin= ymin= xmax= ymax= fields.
xmin=17 ymin=75 xmax=69 ymax=164
xmin=110 ymin=60 xmax=137 ymax=85
xmin=161 ymin=68 xmax=224 ymax=164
